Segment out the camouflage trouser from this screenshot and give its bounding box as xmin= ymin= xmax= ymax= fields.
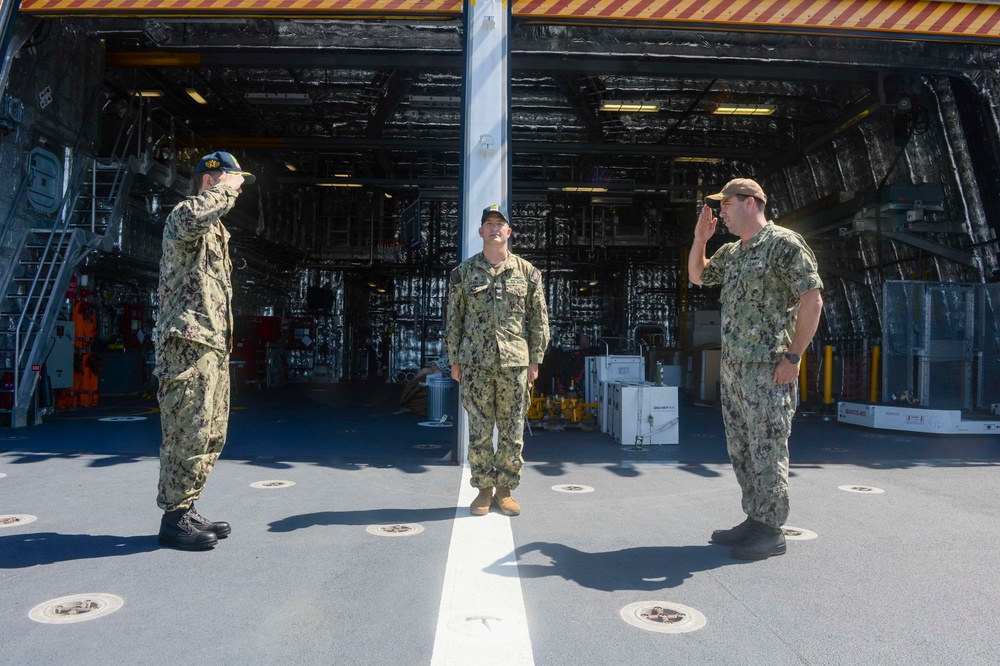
xmin=461 ymin=365 xmax=529 ymax=490
xmin=719 ymin=360 xmax=795 ymax=528
xmin=155 ymin=337 xmax=230 ymax=512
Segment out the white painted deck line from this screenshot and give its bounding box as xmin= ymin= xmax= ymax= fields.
xmin=430 ymin=464 xmax=534 ymax=666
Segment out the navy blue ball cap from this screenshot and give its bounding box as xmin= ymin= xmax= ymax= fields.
xmin=195 ymin=151 xmax=256 ymax=185
xmin=481 ymin=204 xmax=509 ymax=225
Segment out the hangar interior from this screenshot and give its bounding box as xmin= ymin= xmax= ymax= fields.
xmin=1 ymin=6 xmax=999 ymax=428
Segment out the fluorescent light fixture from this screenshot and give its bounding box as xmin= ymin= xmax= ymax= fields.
xmin=376 ymin=288 xmax=386 ymax=293
xmin=561 ymin=187 xmax=607 ymax=193
xmin=316 ymin=182 xmax=362 ymax=188
xmin=367 ymin=282 xmax=377 ymax=288
xmin=600 ymin=101 xmax=660 ymax=113
xmin=588 ymin=279 xmax=599 ymax=286
xmin=133 ymin=90 xmax=163 ymax=97
xmin=283 ymin=162 xmax=298 ymax=171
xmin=712 ymin=104 xmax=775 ymax=116
xmin=185 ymin=88 xmax=208 ymax=104
xmin=591 ymin=196 xmax=633 ymax=205
xmin=245 ymin=92 xmax=312 ymax=105
xmin=675 ymin=156 xmax=724 ymax=164
xmin=384 ymin=192 xmax=393 ymax=199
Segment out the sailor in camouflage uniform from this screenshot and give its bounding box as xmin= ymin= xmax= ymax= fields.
xmin=689 ymin=179 xmax=824 ymax=560
xmin=155 ymin=151 xmax=255 ymax=551
xmin=446 ymin=205 xmax=550 ymax=517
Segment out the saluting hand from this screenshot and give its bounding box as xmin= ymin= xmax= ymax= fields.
xmin=694 ymin=205 xmax=717 ymax=244
xmin=217 ymin=171 xmax=245 ymax=193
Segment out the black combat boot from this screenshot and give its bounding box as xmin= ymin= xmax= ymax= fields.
xmin=710 ymin=517 xmax=758 ymax=545
xmin=732 ymin=523 xmax=786 ymax=560
xmin=187 ymin=504 xmax=231 ymax=539
xmin=158 ymin=508 xmax=219 ymax=551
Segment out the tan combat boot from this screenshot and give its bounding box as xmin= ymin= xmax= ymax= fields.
xmin=470 ymin=487 xmax=493 ymax=516
xmin=494 ymin=487 xmax=520 ymax=516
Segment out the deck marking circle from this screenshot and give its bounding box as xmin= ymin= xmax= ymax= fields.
xmin=418 ymin=421 xmax=454 ymax=428
xmin=413 ymin=444 xmax=443 ymax=450
xmin=250 ymin=480 xmax=296 ymax=489
xmin=552 ymin=484 xmax=595 ymax=493
xmin=0 ymin=435 xmax=26 ymax=440
xmin=366 ymin=523 xmax=425 ymax=537
xmin=29 ymin=593 xmax=124 ymax=624
xmin=781 ymin=526 xmax=818 ymax=540
xmin=838 ymin=485 xmax=884 ymax=494
xmin=620 ymin=601 xmax=706 ymax=634
xmin=0 ymin=514 xmax=37 ymax=529
xmin=98 ymin=416 xmax=147 ymax=422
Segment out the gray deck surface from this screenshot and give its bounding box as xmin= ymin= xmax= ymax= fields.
xmin=2 ymin=383 xmax=999 ymax=665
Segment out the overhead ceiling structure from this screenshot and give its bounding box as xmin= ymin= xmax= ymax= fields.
xmin=17 ymin=0 xmax=1000 ymax=204
xmin=10 ymin=1 xmax=999 ymax=293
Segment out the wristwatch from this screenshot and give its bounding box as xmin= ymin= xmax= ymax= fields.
xmin=784 ymin=352 xmax=801 ymax=364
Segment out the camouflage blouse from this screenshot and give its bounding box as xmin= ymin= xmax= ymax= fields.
xmin=701 ymin=222 xmax=823 ymax=363
xmin=446 ymin=252 xmax=550 ymax=368
xmin=156 ymin=183 xmax=238 ymax=354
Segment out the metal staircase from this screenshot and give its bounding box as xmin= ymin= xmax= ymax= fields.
xmin=0 ymin=117 xmax=139 ymax=426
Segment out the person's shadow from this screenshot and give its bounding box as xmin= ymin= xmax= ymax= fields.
xmin=0 ymin=532 xmax=158 ymax=569
xmin=485 ymin=541 xmax=750 ymax=592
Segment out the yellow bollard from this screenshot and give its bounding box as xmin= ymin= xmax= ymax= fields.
xmin=823 ymin=345 xmax=834 ymax=404
xmin=799 ymin=349 xmax=808 ymax=403
xmin=870 ymin=345 xmax=881 ymax=403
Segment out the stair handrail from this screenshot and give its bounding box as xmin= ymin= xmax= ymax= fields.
xmin=82 ymin=98 xmax=143 ymax=245
xmin=10 ymin=92 xmax=142 ymax=388
xmin=12 ymin=155 xmax=92 ymax=396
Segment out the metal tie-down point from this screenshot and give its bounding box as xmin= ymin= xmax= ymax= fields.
xmin=0 ymin=514 xmax=37 ymax=529
xmin=54 ymin=600 xmax=99 ymax=616
xmin=620 ymin=601 xmax=707 ymax=633
xmin=838 ymin=484 xmax=885 ymax=494
xmin=384 ymin=524 xmax=411 ymax=533
xmin=642 ymin=606 xmax=685 ymax=624
xmin=552 ymin=484 xmax=595 ymax=494
xmin=366 ymin=523 xmax=425 ymax=537
xmin=29 ymin=593 xmax=124 ymax=624
xmin=781 ymin=526 xmax=819 ymax=540
xmin=250 ymin=480 xmax=296 ymax=489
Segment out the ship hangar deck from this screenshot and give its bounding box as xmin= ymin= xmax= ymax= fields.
xmin=2 ymin=383 xmax=1000 ymax=665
